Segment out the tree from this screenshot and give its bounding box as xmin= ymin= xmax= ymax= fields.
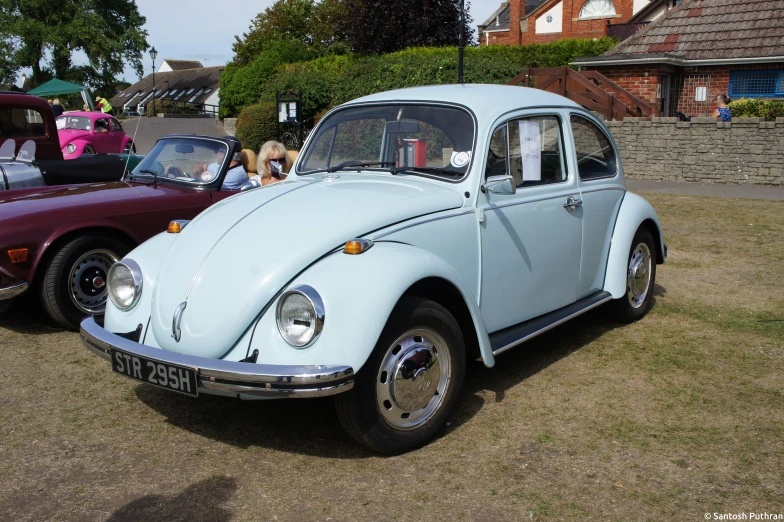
xmin=232 ymin=0 xmax=347 ymax=66
xmin=0 ymin=0 xmax=148 ymax=94
xmin=340 ymin=0 xmax=474 ymax=54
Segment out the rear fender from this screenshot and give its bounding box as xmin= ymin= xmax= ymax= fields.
xmin=235 ymin=242 xmax=495 ymax=372
xmin=604 ymin=191 xmax=666 ymax=299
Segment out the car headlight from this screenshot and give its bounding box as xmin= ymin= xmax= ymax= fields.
xmin=66 ymin=143 xmax=76 ymax=154
xmin=107 ymin=259 xmax=143 ymax=311
xmin=276 ymin=285 xmax=324 ymax=348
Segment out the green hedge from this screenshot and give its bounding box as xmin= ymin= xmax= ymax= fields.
xmin=729 ymin=98 xmax=784 ymax=120
xmin=235 ymin=103 xmax=279 ymax=152
xmin=220 ymin=39 xmax=322 ymax=118
xmin=229 ymin=38 xmax=617 ymax=136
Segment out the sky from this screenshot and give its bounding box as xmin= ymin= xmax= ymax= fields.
xmin=122 ymin=0 xmax=503 ymax=82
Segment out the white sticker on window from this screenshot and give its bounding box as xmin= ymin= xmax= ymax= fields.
xmin=450 ymin=151 xmax=471 ymax=168
xmin=519 ymin=120 xmax=541 ymax=181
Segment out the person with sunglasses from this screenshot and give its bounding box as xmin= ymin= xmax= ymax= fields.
xmin=256 ymin=140 xmax=289 ymax=186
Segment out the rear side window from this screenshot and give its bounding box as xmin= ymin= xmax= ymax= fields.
xmin=570 ymin=115 xmax=617 ymax=180
xmin=0 ymin=108 xmax=46 ymax=138
xmin=110 ymin=119 xmax=123 ymax=132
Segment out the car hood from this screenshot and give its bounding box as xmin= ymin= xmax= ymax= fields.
xmin=149 ymin=175 xmax=464 ymax=357
xmin=58 ymin=128 xmax=89 ymax=146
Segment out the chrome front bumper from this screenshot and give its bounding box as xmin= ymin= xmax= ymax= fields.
xmin=80 ymin=316 xmax=354 ymax=398
xmin=0 ymin=281 xmax=27 ymax=301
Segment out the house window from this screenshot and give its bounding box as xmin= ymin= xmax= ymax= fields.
xmin=546 ymin=15 xmax=553 ymax=22
xmin=579 ymin=0 xmax=616 ymax=18
xmin=729 ymin=70 xmax=784 ymax=98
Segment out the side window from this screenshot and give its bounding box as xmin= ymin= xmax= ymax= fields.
xmin=110 ymin=119 xmax=123 ymax=132
xmin=570 ymin=115 xmax=617 ymax=180
xmin=484 ymin=125 xmax=508 ymax=178
xmin=0 ymin=108 xmax=46 ymax=138
xmin=485 ymin=115 xmax=566 ymax=187
xmin=95 ymin=119 xmax=110 ymax=133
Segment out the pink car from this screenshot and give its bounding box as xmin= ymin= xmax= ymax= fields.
xmin=57 ymin=112 xmax=135 ymax=159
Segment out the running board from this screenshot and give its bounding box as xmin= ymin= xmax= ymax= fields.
xmin=490 ymin=291 xmax=613 ymax=356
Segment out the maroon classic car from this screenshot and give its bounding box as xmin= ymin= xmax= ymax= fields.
xmin=0 ymin=134 xmax=246 ymax=329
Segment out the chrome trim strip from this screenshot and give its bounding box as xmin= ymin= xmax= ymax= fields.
xmin=492 ymin=295 xmax=613 ymax=356
xmin=0 ymin=281 xmax=28 ymax=301
xmin=483 ymin=191 xmax=579 ymax=211
xmin=578 ymin=186 xmax=625 ymax=195
xmin=371 ymin=209 xmax=474 ymax=240
xmin=80 ymin=316 xmax=354 ymax=398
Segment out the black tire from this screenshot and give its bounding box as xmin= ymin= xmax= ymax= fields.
xmin=123 ymin=141 xmax=136 ymax=154
xmin=83 ymin=144 xmax=96 ymax=155
xmin=607 ymin=227 xmax=657 ymax=323
xmin=335 ymin=297 xmax=466 ymax=454
xmin=39 ymin=234 xmax=132 ymax=330
xmin=0 ymin=298 xmax=14 ymax=314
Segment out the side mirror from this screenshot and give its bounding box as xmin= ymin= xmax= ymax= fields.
xmin=483 ymin=174 xmax=516 ymax=195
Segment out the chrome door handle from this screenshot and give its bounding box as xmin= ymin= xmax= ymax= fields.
xmin=563 ymin=196 xmax=583 ymax=212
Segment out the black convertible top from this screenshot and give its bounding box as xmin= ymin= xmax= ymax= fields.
xmin=38 ymin=154 xmax=135 ymax=185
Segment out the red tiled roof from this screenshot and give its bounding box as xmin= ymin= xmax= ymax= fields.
xmin=604 ymin=0 xmax=784 ymax=60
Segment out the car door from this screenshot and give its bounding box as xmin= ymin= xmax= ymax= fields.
xmin=478 ymin=112 xmax=583 ymax=333
xmin=568 ymin=112 xmax=625 ymax=298
xmin=92 ymin=118 xmax=111 ymax=152
xmin=108 ymin=118 xmax=125 ymax=152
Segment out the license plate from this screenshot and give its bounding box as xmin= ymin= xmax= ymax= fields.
xmin=110 ymin=348 xmax=198 ymax=397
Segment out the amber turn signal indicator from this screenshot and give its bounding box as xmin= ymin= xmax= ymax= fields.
xmin=343 ymin=239 xmax=373 ymax=255
xmin=167 ymin=221 xmax=182 ymax=234
xmin=8 ymin=248 xmax=28 ymax=264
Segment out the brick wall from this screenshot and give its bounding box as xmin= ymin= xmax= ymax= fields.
xmin=606 ymin=117 xmax=784 ymax=186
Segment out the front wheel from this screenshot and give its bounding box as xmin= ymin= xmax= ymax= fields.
xmin=83 ymin=144 xmax=96 ymax=155
xmin=607 ymin=227 xmax=657 ymax=323
xmin=39 ymin=234 xmax=132 ymax=330
xmin=335 ymin=297 xmax=465 ymax=454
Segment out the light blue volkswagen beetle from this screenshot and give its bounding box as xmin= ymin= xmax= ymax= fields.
xmin=82 ymin=85 xmax=666 ymax=453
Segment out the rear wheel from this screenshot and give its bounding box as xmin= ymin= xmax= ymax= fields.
xmin=83 ymin=144 xmax=96 ymax=155
xmin=123 ymin=141 xmax=135 ymax=154
xmin=335 ymin=297 xmax=465 ymax=454
xmin=607 ymin=227 xmax=657 ymax=323
xmin=39 ymin=234 xmax=132 ymax=329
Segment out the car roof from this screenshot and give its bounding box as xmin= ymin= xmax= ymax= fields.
xmin=343 ymin=84 xmax=581 ymax=118
xmin=61 ymin=111 xmax=116 ymax=119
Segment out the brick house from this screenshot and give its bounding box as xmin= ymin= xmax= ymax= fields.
xmin=477 ymin=0 xmax=682 ymax=46
xmin=572 ymin=0 xmax=784 ymax=117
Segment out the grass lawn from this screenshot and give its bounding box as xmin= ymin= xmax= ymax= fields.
xmin=0 ymin=192 xmax=782 ymax=521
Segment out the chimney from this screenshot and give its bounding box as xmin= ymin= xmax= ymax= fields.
xmin=508 ymin=0 xmax=525 ymax=45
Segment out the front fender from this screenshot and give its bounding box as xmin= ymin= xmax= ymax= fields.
xmin=604 ymin=191 xmax=665 ymax=299
xmin=235 ymin=242 xmax=495 ymax=372
xmin=62 ymin=140 xmax=89 ymax=159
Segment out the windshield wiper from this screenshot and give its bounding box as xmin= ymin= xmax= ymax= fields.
xmin=327 ymin=161 xmax=395 ymax=173
xmin=390 ymin=166 xmax=465 ymax=177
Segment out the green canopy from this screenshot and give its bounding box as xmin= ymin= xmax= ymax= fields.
xmin=26 ymin=78 xmax=86 ymax=97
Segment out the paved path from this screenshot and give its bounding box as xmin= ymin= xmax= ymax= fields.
xmin=627 ymin=179 xmax=784 ymax=201
xmin=121 ymin=117 xmax=225 ymax=154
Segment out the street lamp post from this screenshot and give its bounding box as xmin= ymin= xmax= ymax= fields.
xmin=149 ymin=47 xmax=158 ymax=116
xmin=458 ymin=0 xmax=465 ymax=84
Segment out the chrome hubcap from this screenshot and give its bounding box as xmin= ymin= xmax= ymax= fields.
xmin=69 ymin=249 xmax=119 ymax=314
xmin=376 ymin=328 xmax=451 ymax=430
xmin=627 ymin=242 xmax=652 ymax=309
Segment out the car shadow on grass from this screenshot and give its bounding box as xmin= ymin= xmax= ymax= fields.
xmin=0 ymin=294 xmax=67 ymax=335
xmin=105 ymin=475 xmax=236 ymax=521
xmin=134 ymin=295 xmax=662 ymax=458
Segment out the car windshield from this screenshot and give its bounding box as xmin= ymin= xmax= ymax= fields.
xmin=299 ymin=104 xmax=475 ymax=181
xmin=130 ymin=138 xmax=229 ymax=186
xmin=56 ymin=116 xmax=91 ymax=131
